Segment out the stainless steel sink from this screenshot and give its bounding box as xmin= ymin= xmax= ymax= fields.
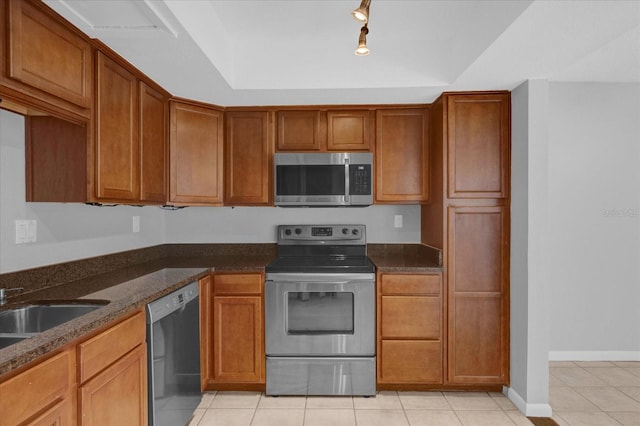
xmin=0 ymin=335 xmax=27 ymax=350
xmin=0 ymin=302 xmax=107 ymax=350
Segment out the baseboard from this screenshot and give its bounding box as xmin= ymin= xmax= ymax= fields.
xmin=505 ymin=386 xmax=553 ymax=417
xmin=549 ymin=351 xmax=640 ymax=361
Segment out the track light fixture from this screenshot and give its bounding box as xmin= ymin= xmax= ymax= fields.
xmin=355 ymin=25 xmax=370 ymax=56
xmin=352 ymin=0 xmax=371 ymax=24
xmin=352 ymin=0 xmax=371 ymax=56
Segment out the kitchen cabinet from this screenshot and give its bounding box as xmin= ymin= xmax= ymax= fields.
xmin=94 ymin=50 xmax=140 ymax=202
xmin=421 ymin=91 xmax=511 ymax=388
xmin=0 ymin=0 xmax=92 ymax=121
xmin=276 ymin=108 xmax=373 ymax=152
xmin=200 ymin=273 xmax=265 ymax=390
xmin=78 ymin=309 xmax=147 ymax=426
xmin=225 ymin=110 xmax=273 ymax=205
xmin=375 ymin=108 xmax=429 ymax=203
xmin=446 ymin=93 xmax=510 ymax=198
xmin=0 ymin=349 xmax=76 ymax=426
xmin=169 ymin=99 xmax=224 ymax=205
xmin=377 ymin=273 xmax=443 ymax=387
xmin=447 ymin=205 xmax=509 ymax=384
xmin=94 ymin=47 xmax=169 ymax=204
xmin=277 ymin=110 xmax=322 ymax=151
xmin=139 ymin=81 xmax=168 ymax=203
xmin=326 ymin=110 xmax=373 ymax=151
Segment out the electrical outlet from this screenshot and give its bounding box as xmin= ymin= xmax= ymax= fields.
xmin=133 ymin=216 xmax=140 ymax=233
xmin=394 ymin=215 xmax=403 ymax=228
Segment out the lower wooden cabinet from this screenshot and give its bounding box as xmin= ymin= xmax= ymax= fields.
xmin=0 ymin=309 xmax=147 ymax=426
xmin=201 ymin=272 xmax=265 ymax=390
xmin=79 ymin=344 xmax=147 ymax=426
xmin=0 ymin=349 xmax=76 ymax=426
xmin=77 ymin=309 xmax=147 ymax=426
xmin=377 ymin=273 xmax=443 ymax=387
xmin=447 ymin=205 xmax=509 ymax=385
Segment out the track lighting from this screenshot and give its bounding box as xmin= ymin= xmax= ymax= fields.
xmin=355 ymin=25 xmax=370 ymax=56
xmin=352 ymin=0 xmax=371 ymax=24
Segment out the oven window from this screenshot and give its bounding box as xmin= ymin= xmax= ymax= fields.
xmin=276 ymin=165 xmax=345 ymax=196
xmin=286 ymin=291 xmax=354 ymax=334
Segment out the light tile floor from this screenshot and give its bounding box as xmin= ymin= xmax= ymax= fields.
xmin=188 ymin=361 xmax=640 ymax=426
xmin=550 ymin=361 xmax=640 ymax=426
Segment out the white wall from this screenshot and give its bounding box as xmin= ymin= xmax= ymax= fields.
xmin=509 ymin=80 xmax=551 ymax=417
xmin=0 ymin=110 xmax=166 ymax=273
xmin=547 ymin=82 xmax=640 ymax=359
xmin=0 ymin=109 xmax=421 ymax=273
xmin=164 ymin=204 xmax=421 ymax=243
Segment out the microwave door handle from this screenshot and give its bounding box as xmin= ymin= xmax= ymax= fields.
xmin=344 ymin=158 xmax=350 ymax=202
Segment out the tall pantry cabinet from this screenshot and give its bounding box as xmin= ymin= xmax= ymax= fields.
xmin=422 ymin=92 xmax=511 ymax=386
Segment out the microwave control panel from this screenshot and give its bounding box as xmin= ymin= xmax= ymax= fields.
xmin=349 ymin=164 xmax=371 ymax=195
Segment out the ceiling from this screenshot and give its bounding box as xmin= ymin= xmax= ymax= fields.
xmin=43 ymin=0 xmax=640 ymax=106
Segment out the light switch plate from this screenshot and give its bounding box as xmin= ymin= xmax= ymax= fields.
xmin=394 ymin=215 xmax=403 ymax=228
xmin=15 ymin=220 xmax=37 ymax=243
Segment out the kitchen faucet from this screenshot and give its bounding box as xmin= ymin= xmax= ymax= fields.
xmin=0 ymin=288 xmax=23 ymax=306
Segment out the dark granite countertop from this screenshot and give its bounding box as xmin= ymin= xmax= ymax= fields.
xmin=368 ymin=243 xmax=443 ymax=273
xmin=0 ymin=242 xmax=441 ymax=377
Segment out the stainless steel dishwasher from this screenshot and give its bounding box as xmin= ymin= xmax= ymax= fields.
xmin=146 ymin=281 xmax=200 ymax=426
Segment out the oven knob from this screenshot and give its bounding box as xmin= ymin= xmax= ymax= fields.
xmin=284 ymin=229 xmax=292 ymax=236
xmin=295 ymin=228 xmax=302 ymax=235
xmin=352 ymin=229 xmax=359 ymax=236
xmin=342 ymin=228 xmax=349 ymax=235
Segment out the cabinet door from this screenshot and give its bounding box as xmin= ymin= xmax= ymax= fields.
xmin=447 ymin=205 xmax=509 ymax=384
xmin=169 ymin=101 xmax=224 ymax=205
xmin=276 ymin=110 xmax=322 ymax=151
xmin=379 ymin=340 xmax=442 ymax=384
xmin=327 ymin=110 xmax=373 ymax=151
xmin=375 ymin=108 xmax=429 ymax=203
xmin=0 ymin=350 xmax=75 ymax=426
xmin=4 ymin=0 xmax=92 ymax=108
xmin=212 ymin=296 xmax=264 ymax=384
xmin=79 ymin=344 xmax=147 ymax=426
xmin=225 ymin=111 xmax=272 ymax=205
xmin=95 ymin=51 xmax=139 ymax=202
xmin=139 ymin=82 xmax=167 ymax=203
xmin=447 ymin=93 xmax=510 ymax=198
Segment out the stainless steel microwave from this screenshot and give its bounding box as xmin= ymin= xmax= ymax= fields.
xmin=274 ymin=152 xmax=373 ymax=207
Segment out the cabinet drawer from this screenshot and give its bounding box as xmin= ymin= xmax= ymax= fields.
xmin=213 ymin=274 xmax=263 ymax=295
xmin=380 ymin=274 xmax=441 ymax=295
xmin=381 ymin=296 xmax=441 ymax=339
xmin=78 ymin=310 xmax=146 ymax=383
xmin=379 ymin=340 xmax=442 ymax=384
xmin=0 ymin=349 xmax=74 ymax=426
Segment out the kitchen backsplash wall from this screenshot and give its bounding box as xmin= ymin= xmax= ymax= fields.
xmin=164 ymin=204 xmax=421 ymax=244
xmin=0 ymin=109 xmax=421 ymax=273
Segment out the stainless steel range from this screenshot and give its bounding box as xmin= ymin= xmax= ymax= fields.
xmin=265 ymin=224 xmax=376 ymax=396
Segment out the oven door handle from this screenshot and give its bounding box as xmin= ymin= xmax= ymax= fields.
xmin=265 ymin=273 xmax=375 ymax=283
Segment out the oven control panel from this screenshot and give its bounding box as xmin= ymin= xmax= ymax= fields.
xmin=278 ymin=224 xmax=366 ymax=245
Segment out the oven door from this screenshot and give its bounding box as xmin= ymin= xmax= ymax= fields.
xmin=265 ymin=273 xmax=375 ymax=356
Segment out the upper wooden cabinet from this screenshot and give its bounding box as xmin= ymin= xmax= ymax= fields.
xmin=375 ymin=108 xmax=429 ymax=203
xmin=169 ymin=99 xmax=224 ymax=205
xmin=276 ymin=110 xmax=322 ymax=151
xmin=225 ymin=110 xmax=273 ymax=205
xmin=276 ymin=108 xmax=373 ymax=152
xmin=446 ymin=93 xmax=510 ymax=198
xmin=139 ymin=82 xmax=168 ymax=203
xmin=95 ymin=51 xmax=140 ymax=202
xmin=327 ymin=110 xmax=373 ymax=151
xmin=0 ymin=0 xmax=92 ymax=120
